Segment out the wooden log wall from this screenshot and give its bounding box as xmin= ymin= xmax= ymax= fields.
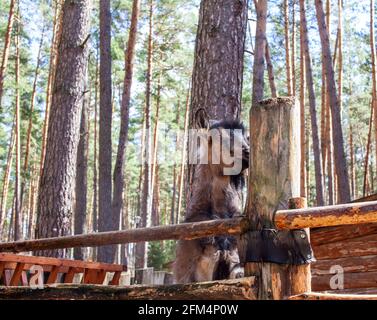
xmin=311 ymin=231 xmax=377 ymax=293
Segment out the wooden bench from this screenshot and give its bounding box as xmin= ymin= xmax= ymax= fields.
xmin=0 ymin=253 xmax=127 ymax=286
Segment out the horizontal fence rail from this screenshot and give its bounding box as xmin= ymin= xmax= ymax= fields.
xmin=0 ymin=217 xmax=249 ymax=253
xmin=1 ymin=200 xmax=377 ymax=253
xmin=275 ymin=200 xmax=377 ymax=229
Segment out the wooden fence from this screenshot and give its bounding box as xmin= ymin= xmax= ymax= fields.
xmin=1 ymin=97 xmax=377 ymax=300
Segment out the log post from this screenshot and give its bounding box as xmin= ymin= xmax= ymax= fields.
xmin=288 ymin=197 xmax=311 ymax=295
xmin=240 ymin=97 xmax=303 ymax=300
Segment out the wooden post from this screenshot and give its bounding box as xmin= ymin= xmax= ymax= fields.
xmin=288 ymin=197 xmax=311 ymax=295
xmin=241 ymin=97 xmax=302 ymax=300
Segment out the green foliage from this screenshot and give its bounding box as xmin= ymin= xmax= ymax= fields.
xmin=148 ymin=240 xmax=176 ymax=270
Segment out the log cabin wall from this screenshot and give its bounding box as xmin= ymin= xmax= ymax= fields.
xmin=311 ymin=224 xmax=377 ymax=294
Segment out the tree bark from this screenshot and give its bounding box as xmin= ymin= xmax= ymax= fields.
xmin=176 ymin=89 xmax=190 ymax=223
xmin=170 ymin=101 xmax=181 ymax=224
xmin=337 ymin=0 xmax=343 ymax=112
xmin=35 ymin=0 xmax=91 ymax=258
xmin=39 ymin=1 xmax=63 ymax=176
xmin=364 ymin=102 xmax=374 ymax=197
xmin=190 ymin=0 xmax=247 ymax=126
xmin=74 ymin=79 xmax=90 ymax=260
xmin=252 ymin=0 xmax=267 ymax=106
xmin=265 ymin=41 xmax=277 ymax=97
xmin=0 ymin=123 xmax=15 ymax=239
xmin=23 ymin=25 xmax=45 ymax=177
xmin=284 ymin=0 xmax=293 ymax=95
xmin=291 ymin=0 xmax=296 ymax=95
xmin=135 ymin=0 xmax=154 ymax=269
xmin=349 ymin=125 xmax=356 ymax=199
xmin=0 ymin=278 xmax=257 ymax=300
xmin=13 ymin=14 xmax=21 ymax=241
xmin=315 ymin=0 xmax=351 ymax=203
xmin=299 ymin=10 xmax=307 ymax=198
xmin=299 ymin=0 xmax=324 ymax=206
xmin=0 ymin=0 xmax=15 ymax=109
xmin=112 ymin=0 xmax=141 ymax=242
xmin=371 ymin=0 xmax=377 ymax=177
xmin=98 ymin=0 xmax=114 ymax=263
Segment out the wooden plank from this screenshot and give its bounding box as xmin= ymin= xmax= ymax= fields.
xmin=312 ymin=255 xmax=377 ymax=275
xmin=0 ymin=253 xmax=125 ymax=272
xmin=275 ymin=200 xmax=377 ymax=230
xmin=326 ymin=287 xmax=377 ymax=295
xmin=21 ymin=272 xmax=28 ymax=286
xmin=82 ymin=269 xmax=98 ymax=284
xmin=96 ymin=270 xmax=107 ymax=285
xmin=352 ymin=193 xmax=377 ymax=203
xmin=313 ymin=239 xmax=377 ymax=260
xmin=9 ymin=263 xmax=25 ymax=286
xmin=0 ymin=218 xmax=249 ymax=253
xmin=3 ymin=262 xmax=60 ymax=273
xmin=109 ymin=271 xmax=121 ymax=285
xmin=3 ymin=270 xmax=12 ymax=286
xmin=289 ymin=292 xmax=377 ymax=300
xmin=0 ymin=277 xmax=258 ymax=300
xmin=46 ymin=266 xmax=60 ymax=284
xmin=0 ymin=262 xmax=4 ymax=282
xmin=64 ymin=268 xmax=76 ymax=284
xmin=312 ymin=271 xmax=377 ymax=291
xmin=311 ymin=223 xmax=377 ymax=246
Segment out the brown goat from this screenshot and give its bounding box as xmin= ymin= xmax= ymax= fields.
xmin=173 ymin=120 xmax=249 ymax=283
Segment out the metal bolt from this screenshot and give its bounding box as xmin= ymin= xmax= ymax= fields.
xmin=300 ymin=233 xmax=306 ymax=239
xmin=307 ymin=254 xmax=311 ymax=259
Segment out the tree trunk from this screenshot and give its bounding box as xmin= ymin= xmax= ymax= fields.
xmin=291 ymin=0 xmax=296 ymax=95
xmin=188 ymin=0 xmax=247 ymax=200
xmin=112 ymin=0 xmax=141 ymax=243
xmin=23 ymin=25 xmax=45 ymax=177
xmin=337 ymin=0 xmax=343 ymax=112
xmin=98 ymin=0 xmax=114 ymax=263
xmin=252 ymin=0 xmax=267 ymax=106
xmin=13 ymin=14 xmax=21 ymax=241
xmin=74 ymin=79 xmax=90 ymax=260
xmin=315 ymin=0 xmax=351 ymax=203
xmin=28 ymin=165 xmax=38 ymax=239
xmin=190 ymin=0 xmax=247 ymax=124
xmin=151 ymin=165 xmax=160 ymax=227
xmin=265 ymin=41 xmax=277 ymax=98
xmin=364 ymin=102 xmax=374 ymax=197
xmin=170 ymin=101 xmax=181 ymax=224
xmin=21 ymin=25 xmax=45 ymax=215
xmin=0 ymin=123 xmax=15 ymax=239
xmin=176 ymin=89 xmax=190 ymax=223
xmin=135 ymin=0 xmax=154 ymax=269
xmin=299 ymin=0 xmax=324 ymax=206
xmin=371 ymin=0 xmax=377 ymax=177
xmin=299 ymin=9 xmax=307 ymax=198
xmin=0 ymin=0 xmax=15 ymax=109
xmin=349 ymin=125 xmax=356 ymax=199
xmin=35 ymin=0 xmax=91 ymax=258
xmin=39 ymin=1 xmax=63 ymax=176
xmin=325 ymin=0 xmax=335 ymax=205
xmin=284 ymin=0 xmax=293 ymax=95
xmin=91 ymin=52 xmax=99 ymax=261
xmin=150 ymin=75 xmax=161 ymax=215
